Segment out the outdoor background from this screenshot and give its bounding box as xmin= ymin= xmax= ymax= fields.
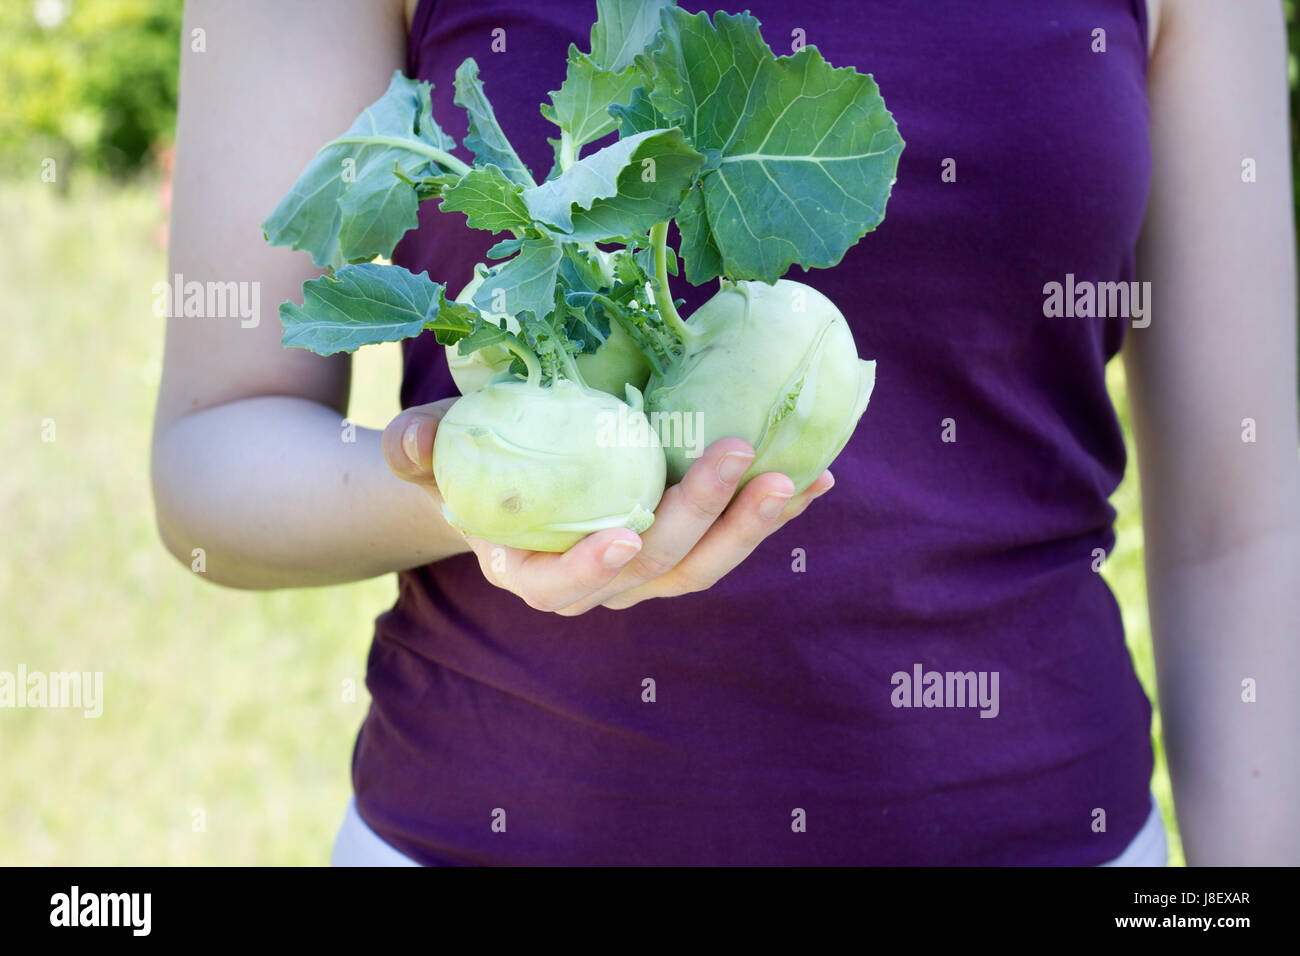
xmin=3 ymin=0 xmax=1299 ymax=866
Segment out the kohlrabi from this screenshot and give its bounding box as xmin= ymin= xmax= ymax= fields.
xmin=445 ymin=265 xmax=516 ymax=395
xmin=645 ymin=280 xmax=876 ymax=493
xmin=263 ymin=0 xmax=903 ymax=553
xmin=446 ymin=261 xmax=651 ymax=398
xmin=434 ymin=379 xmax=664 ymax=551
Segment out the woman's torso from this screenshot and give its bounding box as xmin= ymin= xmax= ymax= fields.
xmin=354 ymin=0 xmax=1156 ymax=865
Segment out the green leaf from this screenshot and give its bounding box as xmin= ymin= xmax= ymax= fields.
xmin=642 ymin=10 xmax=769 ymax=170
xmin=521 ymin=128 xmax=704 ymax=241
xmin=454 ymin=58 xmax=534 ymax=187
xmin=279 ymin=262 xmax=479 ymax=355
xmin=439 ymin=164 xmax=531 ymax=232
xmin=633 ymin=232 xmax=679 ymax=277
xmin=543 ymin=1 xmax=675 ymax=157
xmin=674 ymin=185 xmax=722 ymax=285
xmin=554 ymin=282 xmax=612 ymax=354
xmin=486 ymin=237 xmax=525 ymax=259
xmin=262 ymin=71 xmax=461 ymax=269
xmin=452 ymin=318 xmax=516 ymax=355
xmin=544 ymin=51 xmax=641 ymax=151
xmin=543 ymin=136 xmax=566 ymax=182
xmin=645 ymin=9 xmax=905 ymax=283
xmin=397 ymin=169 xmax=460 ymax=202
xmin=590 ymin=0 xmax=676 ymax=72
xmin=336 ymin=166 xmax=418 ymax=264
xmin=609 ymin=84 xmax=669 ymax=137
xmin=558 ymin=244 xmax=609 ymax=293
xmin=612 ymin=248 xmax=649 ymax=285
xmin=472 ymin=239 xmax=564 ymax=320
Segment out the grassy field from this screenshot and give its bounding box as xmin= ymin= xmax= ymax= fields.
xmin=0 ymin=176 xmax=1181 ymax=865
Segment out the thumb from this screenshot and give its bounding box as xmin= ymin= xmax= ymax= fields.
xmin=382 ymin=397 xmax=459 ymax=482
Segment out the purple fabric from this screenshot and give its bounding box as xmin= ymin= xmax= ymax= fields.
xmin=356 ymin=0 xmax=1156 ymax=864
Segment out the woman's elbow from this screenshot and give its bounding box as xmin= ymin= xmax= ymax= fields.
xmin=149 ymin=433 xmax=263 ymax=590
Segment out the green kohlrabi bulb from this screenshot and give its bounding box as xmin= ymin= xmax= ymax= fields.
xmin=574 ymin=322 xmax=651 ymax=396
xmin=445 ymin=266 xmax=520 ymax=395
xmin=644 ymin=279 xmax=876 ymax=493
xmin=445 ymin=266 xmax=651 ymax=398
xmin=432 ymin=378 xmax=667 ymax=552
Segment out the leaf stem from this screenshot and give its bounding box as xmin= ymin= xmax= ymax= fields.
xmin=501 ymin=336 xmax=542 ymax=387
xmin=559 ymin=131 xmax=577 ymax=171
xmin=326 ymin=135 xmax=472 ymax=178
xmin=648 ymin=222 xmax=694 ymax=344
xmin=556 ymin=344 xmax=587 ymax=387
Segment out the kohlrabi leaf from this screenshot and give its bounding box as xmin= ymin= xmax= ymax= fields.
xmin=521 ymin=128 xmax=704 ymax=241
xmin=561 ymin=289 xmax=616 ymax=353
xmin=280 ymin=262 xmax=480 ymax=355
xmin=639 ymin=11 xmax=767 ymax=168
xmin=543 ymin=137 xmax=567 ymax=183
xmin=612 ymin=248 xmax=649 ymax=285
xmin=553 ymin=284 xmax=612 ymax=355
xmin=643 ymin=9 xmax=904 ymax=284
xmin=591 ymin=0 xmax=675 ymax=72
xmin=516 ymin=309 xmax=579 ymax=383
xmin=632 ymin=234 xmax=679 ymax=277
xmin=263 ymin=71 xmax=462 ymax=270
xmin=609 ymin=84 xmax=670 ymax=137
xmin=543 ymin=0 xmax=675 ymax=157
xmin=395 ymin=169 xmax=461 ymax=202
xmin=472 ymin=239 xmax=564 ymax=320
xmin=439 ymin=164 xmax=531 ymax=232
xmin=486 ymin=237 xmax=526 ymax=259
xmin=558 ymin=244 xmax=610 ymax=293
xmin=543 ymin=53 xmax=642 ymax=153
xmin=673 ymin=187 xmax=722 ymax=285
xmin=452 ymin=318 xmax=516 ymax=355
xmin=454 ymin=59 xmax=535 ymax=187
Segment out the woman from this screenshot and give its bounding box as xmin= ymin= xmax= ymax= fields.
xmin=153 ymin=0 xmax=1300 ymax=864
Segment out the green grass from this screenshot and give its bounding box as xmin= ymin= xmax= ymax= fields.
xmin=0 ymin=175 xmax=403 ymax=864
xmin=0 ymin=176 xmax=1180 ymax=865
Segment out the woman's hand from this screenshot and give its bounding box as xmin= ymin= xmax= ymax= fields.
xmin=383 ymin=400 xmax=835 ymax=615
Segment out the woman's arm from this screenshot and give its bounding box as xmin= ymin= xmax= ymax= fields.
xmin=1127 ymin=0 xmax=1300 ymax=863
xmin=152 ymin=0 xmax=469 ymax=588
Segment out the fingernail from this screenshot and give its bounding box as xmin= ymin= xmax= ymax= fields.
xmin=402 ymin=420 xmax=426 ymax=469
xmin=717 ymin=451 xmax=754 ymax=484
xmin=602 ymin=539 xmax=641 ymax=568
xmin=758 ymin=492 xmax=793 ymax=519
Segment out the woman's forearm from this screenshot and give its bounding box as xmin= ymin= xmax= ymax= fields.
xmin=1145 ymin=519 xmax=1300 ymax=865
xmin=150 ymin=394 xmax=467 ymax=589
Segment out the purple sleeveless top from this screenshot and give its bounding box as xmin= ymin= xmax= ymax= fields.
xmin=358 ymin=0 xmax=1154 ymax=864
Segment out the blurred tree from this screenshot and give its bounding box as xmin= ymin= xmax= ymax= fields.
xmin=0 ymin=0 xmax=181 ymax=183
